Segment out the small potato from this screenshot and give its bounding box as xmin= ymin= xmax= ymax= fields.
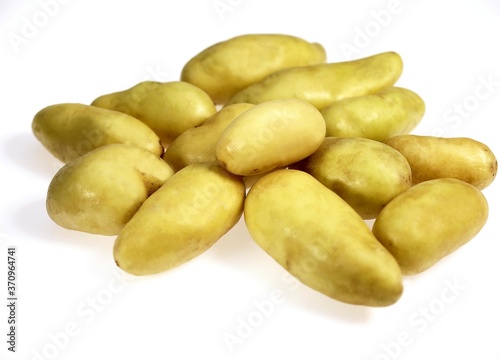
xmin=385 ymin=135 xmax=497 ymax=190
xmin=91 ymin=81 xmax=217 ymax=145
xmin=372 ymin=178 xmax=489 ymax=275
xmin=216 ymin=99 xmax=325 ymax=176
xmin=295 ymin=137 xmax=412 ymax=219
xmin=227 ymin=51 xmax=403 ymax=110
xmin=321 ymin=87 xmax=425 ymax=141
xmin=245 ymin=169 xmax=403 ymax=307
xmin=181 ymin=34 xmax=326 ymax=104
xmin=32 ymin=103 xmax=163 ymax=163
xmin=46 ymin=144 xmax=174 ymax=235
xmin=163 ymin=103 xmax=254 ymax=172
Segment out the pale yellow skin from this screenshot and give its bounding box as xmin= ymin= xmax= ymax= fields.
xmin=163 ymin=103 xmax=254 ymax=172
xmin=385 ymin=135 xmax=497 ymax=190
xmin=244 ymin=169 xmax=403 ymax=307
xmin=113 ymin=163 xmax=245 ymax=276
xmin=46 ymin=144 xmax=174 ymax=236
xmin=322 ymin=87 xmax=425 ymax=141
xmin=216 ymin=99 xmax=326 ymax=176
xmin=181 ymin=34 xmax=326 ymax=104
xmin=91 ymin=81 xmax=217 ymax=145
xmin=32 ymin=103 xmax=163 ymax=163
xmin=372 ymin=179 xmax=489 ymax=275
xmin=227 ymin=51 xmax=403 ymax=110
xmin=295 ymin=137 xmax=412 ymax=219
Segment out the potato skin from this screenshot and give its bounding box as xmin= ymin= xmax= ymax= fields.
xmin=92 ymin=81 xmax=217 ymax=145
xmin=216 ymin=99 xmax=326 ymax=176
xmin=181 ymin=34 xmax=326 ymax=104
xmin=385 ymin=135 xmax=497 ymax=190
xmin=227 ymin=51 xmax=403 ymax=110
xmin=32 ymin=103 xmax=163 ymax=163
xmin=322 ymin=87 xmax=425 ymax=141
xmin=244 ymin=169 xmax=403 ymax=307
xmin=295 ymin=137 xmax=412 ymax=219
xmin=372 ymin=178 xmax=489 ymax=275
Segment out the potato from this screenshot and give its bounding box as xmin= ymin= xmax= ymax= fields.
xmin=163 ymin=103 xmax=254 ymax=172
xmin=373 ymin=178 xmax=489 ymax=275
xmin=295 ymin=137 xmax=412 ymax=219
xmin=244 ymin=169 xmax=403 ymax=307
xmin=227 ymin=51 xmax=403 ymax=110
xmin=113 ymin=163 xmax=245 ymax=276
xmin=181 ymin=34 xmax=326 ymax=104
xmin=216 ymin=99 xmax=325 ymax=176
xmin=46 ymin=144 xmax=174 ymax=235
xmin=385 ymin=135 xmax=497 ymax=189
xmin=321 ymin=87 xmax=425 ymax=141
xmin=32 ymin=103 xmax=163 ymax=163
xmin=91 ymin=81 xmax=217 ymax=145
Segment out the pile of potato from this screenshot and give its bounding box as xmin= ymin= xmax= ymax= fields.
xmin=32 ymin=34 xmax=497 ymax=307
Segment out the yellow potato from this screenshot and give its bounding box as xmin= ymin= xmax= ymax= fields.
xmin=46 ymin=144 xmax=174 ymax=235
xmin=91 ymin=81 xmax=216 ymax=145
xmin=32 ymin=103 xmax=163 ymax=163
xmin=216 ymin=99 xmax=325 ymax=176
xmin=163 ymin=103 xmax=254 ymax=172
xmin=181 ymin=34 xmax=326 ymax=104
xmin=295 ymin=137 xmax=411 ymax=219
xmin=385 ymin=135 xmax=497 ymax=190
xmin=322 ymin=87 xmax=425 ymax=141
xmin=372 ymin=178 xmax=489 ymax=275
xmin=244 ymin=169 xmax=403 ymax=307
xmin=113 ymin=163 xmax=245 ymax=276
xmin=227 ymin=51 xmax=403 ymax=110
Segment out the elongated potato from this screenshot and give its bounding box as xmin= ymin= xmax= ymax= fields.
xmin=245 ymin=169 xmax=403 ymax=307
xmin=113 ymin=163 xmax=245 ymax=276
xmin=385 ymin=135 xmax=497 ymax=189
xmin=163 ymin=103 xmax=254 ymax=172
xmin=181 ymin=34 xmax=326 ymax=103
xmin=322 ymin=87 xmax=425 ymax=141
xmin=295 ymin=137 xmax=412 ymax=219
xmin=92 ymin=81 xmax=217 ymax=145
xmin=32 ymin=103 xmax=163 ymax=163
xmin=372 ymin=178 xmax=489 ymax=275
xmin=216 ymin=99 xmax=325 ymax=176
xmin=227 ymin=52 xmax=403 ymax=110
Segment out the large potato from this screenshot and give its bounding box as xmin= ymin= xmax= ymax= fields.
xmin=91 ymin=81 xmax=216 ymax=145
xmin=163 ymin=103 xmax=254 ymax=172
xmin=32 ymin=103 xmax=163 ymax=163
xmin=216 ymin=99 xmax=325 ymax=176
xmin=227 ymin=51 xmax=403 ymax=110
xmin=385 ymin=135 xmax=497 ymax=190
xmin=372 ymin=178 xmax=489 ymax=275
xmin=181 ymin=34 xmax=326 ymax=104
xmin=113 ymin=163 xmax=245 ymax=276
xmin=321 ymin=87 xmax=425 ymax=141
xmin=295 ymin=137 xmax=412 ymax=219
xmin=46 ymin=144 xmax=174 ymax=235
xmin=244 ymin=169 xmax=403 ymax=307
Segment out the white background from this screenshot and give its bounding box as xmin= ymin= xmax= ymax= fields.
xmin=1 ymin=1 xmax=500 ymax=359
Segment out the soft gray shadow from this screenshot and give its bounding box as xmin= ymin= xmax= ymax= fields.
xmin=209 ymin=217 xmax=372 ymax=323
xmin=13 ymin=197 xmax=114 ymax=253
xmin=2 ymin=132 xmax=63 ymax=178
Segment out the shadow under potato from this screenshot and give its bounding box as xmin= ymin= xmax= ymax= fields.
xmin=2 ymin=132 xmax=63 ymax=179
